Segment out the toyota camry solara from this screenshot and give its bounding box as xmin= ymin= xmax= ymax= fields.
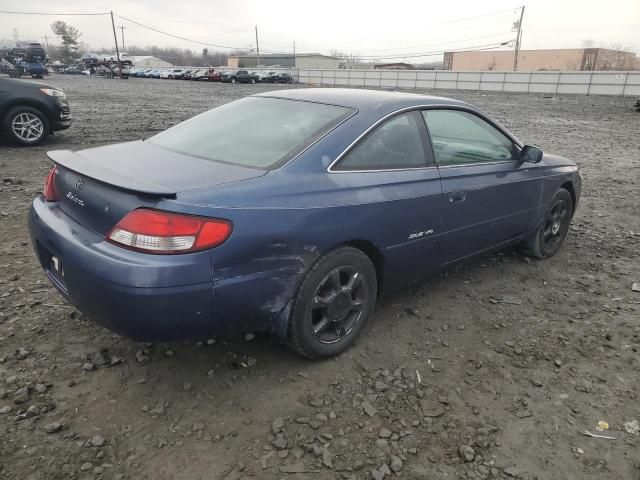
xmin=28 ymin=88 xmax=581 ymax=358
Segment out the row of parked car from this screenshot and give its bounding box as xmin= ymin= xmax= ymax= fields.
xmin=129 ymin=67 xmax=294 ymax=84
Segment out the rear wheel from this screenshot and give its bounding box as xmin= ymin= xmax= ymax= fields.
xmin=3 ymin=106 xmax=50 ymax=146
xmin=231 ymin=77 xmax=237 ymax=84
xmin=250 ymin=78 xmax=256 ymax=84
xmin=287 ymin=247 xmax=377 ymax=359
xmin=523 ymin=188 xmax=573 ymax=259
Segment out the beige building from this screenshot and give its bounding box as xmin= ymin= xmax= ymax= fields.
xmin=443 ymin=48 xmax=637 ymax=71
xmin=227 ymin=53 xmax=339 ymax=69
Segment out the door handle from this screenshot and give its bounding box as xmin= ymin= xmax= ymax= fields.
xmin=448 ymin=191 xmax=467 ymax=203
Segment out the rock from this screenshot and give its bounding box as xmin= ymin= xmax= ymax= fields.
xmin=82 ymin=362 xmax=95 ymax=371
xmin=531 ymin=378 xmax=543 ymax=387
xmin=244 ymin=333 xmax=255 ymax=341
xmin=90 ymin=435 xmax=106 ymax=447
xmin=93 ymin=349 xmax=110 ymax=366
xmin=631 ymin=282 xmax=640 ymax=292
xmin=16 ymin=347 xmax=30 ymax=359
xmin=372 ymin=463 xmax=391 ymax=479
xmin=26 ymin=405 xmax=40 ymax=417
xmin=6 ymin=376 xmax=18 ymax=385
xmin=182 ymin=382 xmax=193 ymax=392
xmin=516 ymin=410 xmax=533 ymax=418
xmin=308 ymin=397 xmax=323 ymax=408
xmin=0 ymin=388 xmax=6 ymax=399
xmin=0 ymin=405 xmax=13 ymax=414
xmin=554 ymin=359 xmax=563 ymax=368
xmin=420 ymin=400 xmax=445 ymax=418
xmin=389 ymin=455 xmax=403 ymax=472
xmin=193 ymin=422 xmax=205 ymax=432
xmin=272 ymin=417 xmax=285 ymax=435
xmin=44 ymin=421 xmax=62 ymax=433
xmin=379 ymin=428 xmax=392 ymax=439
xmin=321 ymin=447 xmax=333 ymax=468
xmin=135 ymin=350 xmax=150 ymax=365
xmin=623 ymin=419 xmax=640 ymax=435
xmin=375 ymin=439 xmax=388 ymax=448
xmin=458 ymin=445 xmax=475 ymax=462
xmin=362 ymin=401 xmax=377 ymax=417
xmin=34 ymin=383 xmax=47 ymax=393
xmin=13 ymin=386 xmax=30 ymax=404
xmin=272 ymin=435 xmax=288 ymax=450
xmin=206 ymin=338 xmax=216 ymax=345
xmin=80 ymin=462 xmax=93 ymax=472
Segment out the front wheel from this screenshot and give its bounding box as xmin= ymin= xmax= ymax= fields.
xmin=3 ymin=106 xmax=50 ymax=146
xmin=287 ymin=247 xmax=377 ymax=359
xmin=522 ymin=188 xmax=573 ymax=259
xmin=231 ymin=77 xmax=237 ymax=84
xmin=250 ymin=78 xmax=256 ymax=84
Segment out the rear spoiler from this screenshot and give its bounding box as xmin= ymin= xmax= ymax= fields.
xmin=48 ymin=150 xmax=177 ymax=197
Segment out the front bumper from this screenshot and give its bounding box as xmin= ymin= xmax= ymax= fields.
xmin=28 ymin=197 xmax=213 ymax=341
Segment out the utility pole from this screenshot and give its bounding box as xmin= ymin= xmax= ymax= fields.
xmin=41 ymin=35 xmax=50 ymax=49
xmin=255 ymin=25 xmax=260 ymax=67
xmin=118 ymin=26 xmax=126 ymax=51
xmin=110 ymin=11 xmax=123 ymax=78
xmin=293 ymin=41 xmax=296 ymax=64
xmin=513 ymin=5 xmax=525 ymax=71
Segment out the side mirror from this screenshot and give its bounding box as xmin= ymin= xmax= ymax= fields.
xmin=520 ymin=145 xmax=543 ymax=163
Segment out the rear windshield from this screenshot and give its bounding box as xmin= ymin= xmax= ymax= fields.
xmin=148 ymin=97 xmax=354 ymax=169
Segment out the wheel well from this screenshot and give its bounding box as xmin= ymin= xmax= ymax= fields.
xmin=560 ymin=181 xmax=576 ymax=213
xmin=343 ymin=240 xmax=385 ymax=294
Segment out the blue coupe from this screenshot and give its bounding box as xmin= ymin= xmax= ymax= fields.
xmin=28 ymin=88 xmax=581 ymax=358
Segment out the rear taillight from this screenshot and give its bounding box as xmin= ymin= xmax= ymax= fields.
xmin=43 ymin=166 xmax=57 ymax=201
xmin=107 ymin=209 xmax=232 ymax=254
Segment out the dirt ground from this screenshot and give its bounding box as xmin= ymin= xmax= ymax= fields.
xmin=1 ymin=75 xmax=639 ymax=480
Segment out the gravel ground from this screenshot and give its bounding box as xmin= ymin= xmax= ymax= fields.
xmin=1 ymin=75 xmax=639 ymax=480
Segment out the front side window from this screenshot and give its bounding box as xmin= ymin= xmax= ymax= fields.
xmin=422 ymin=110 xmax=517 ymax=166
xmin=149 ymin=97 xmax=353 ymax=169
xmin=334 ymin=111 xmax=428 ymax=171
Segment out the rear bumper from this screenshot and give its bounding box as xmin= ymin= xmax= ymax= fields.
xmin=28 ymin=197 xmax=214 ymax=341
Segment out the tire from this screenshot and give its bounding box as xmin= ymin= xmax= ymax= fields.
xmin=231 ymin=77 xmax=237 ymax=84
xmin=250 ymin=78 xmax=256 ymax=84
xmin=3 ymin=106 xmax=50 ymax=146
xmin=522 ymin=188 xmax=573 ymax=259
xmin=287 ymin=246 xmax=377 ymax=359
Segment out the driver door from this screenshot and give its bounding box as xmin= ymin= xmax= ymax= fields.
xmin=421 ymin=108 xmax=543 ymax=266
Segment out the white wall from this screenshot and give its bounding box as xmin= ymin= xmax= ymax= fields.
xmin=290 ymin=69 xmax=640 ymax=96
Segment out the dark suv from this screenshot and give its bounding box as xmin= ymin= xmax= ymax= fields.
xmin=0 ymin=78 xmax=72 ymax=146
xmin=222 ymin=70 xmax=259 ymax=84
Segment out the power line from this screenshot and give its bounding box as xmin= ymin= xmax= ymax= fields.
xmin=115 ymin=14 xmax=245 ymax=50
xmin=349 ymin=31 xmax=514 ymax=56
xmin=354 ymin=42 xmax=513 ymax=60
xmin=0 ymin=9 xmax=109 ymax=16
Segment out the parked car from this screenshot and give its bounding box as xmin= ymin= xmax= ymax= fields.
xmin=190 ymin=69 xmax=208 ymax=81
xmin=267 ymin=72 xmax=294 ymax=84
xmin=255 ymin=70 xmax=276 ymax=82
xmin=63 ymin=66 xmax=82 ymax=75
xmin=28 ymin=89 xmax=580 ymax=358
xmin=221 ymin=69 xmax=258 ymax=84
xmin=207 ymin=69 xmax=222 ymax=82
xmin=1 ymin=77 xmax=71 ymax=146
xmin=160 ymin=69 xmax=185 ymax=79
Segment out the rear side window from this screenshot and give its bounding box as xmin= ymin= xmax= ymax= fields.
xmin=334 ymin=111 xmax=430 ymax=171
xmin=422 ymin=110 xmax=516 ymax=166
xmin=149 ymin=97 xmax=354 ymax=169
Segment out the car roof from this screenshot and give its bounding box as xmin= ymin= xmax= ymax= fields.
xmin=253 ymin=88 xmax=470 ymax=116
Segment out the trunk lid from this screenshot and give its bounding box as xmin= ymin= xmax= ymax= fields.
xmin=49 ymin=140 xmax=266 ymax=235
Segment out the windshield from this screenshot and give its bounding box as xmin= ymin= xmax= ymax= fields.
xmin=148 ymin=97 xmax=354 ymax=169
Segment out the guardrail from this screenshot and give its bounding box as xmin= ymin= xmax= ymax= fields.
xmin=290 ymin=69 xmax=640 ymax=97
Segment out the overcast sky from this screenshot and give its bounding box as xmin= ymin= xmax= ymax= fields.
xmin=1 ymin=0 xmax=639 ymax=59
